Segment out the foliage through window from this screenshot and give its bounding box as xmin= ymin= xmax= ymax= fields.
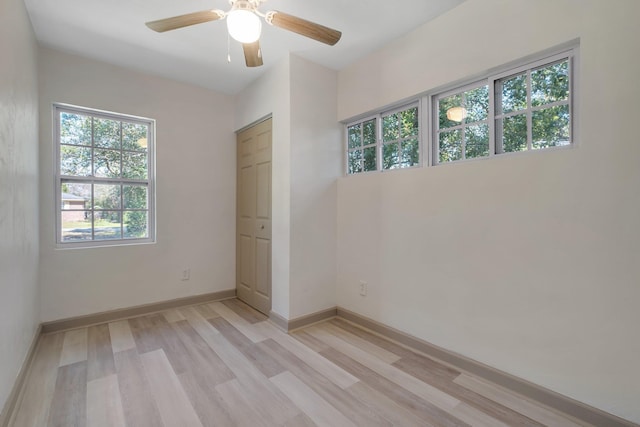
xmin=347 ymin=104 xmax=420 ymax=174
xmin=433 ymin=50 xmax=573 ymax=165
xmin=55 ymin=104 xmax=155 ymax=246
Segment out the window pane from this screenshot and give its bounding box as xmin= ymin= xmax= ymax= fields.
xmin=60 ymin=145 xmax=92 ymax=176
xmin=122 ymin=122 xmax=149 ymax=152
xmin=465 ymin=124 xmax=489 ymax=159
xmin=61 ymin=211 xmax=92 ymax=242
xmin=348 ymin=124 xmax=361 ymax=149
xmin=124 ymin=185 xmax=148 ymax=210
xmin=532 ymin=60 xmax=569 ymax=107
xmin=382 ymin=114 xmax=399 ymax=142
xmin=94 ymin=149 xmax=121 ymax=178
xmin=363 ymin=119 xmax=376 ymax=146
xmin=122 ymin=151 xmax=148 ymax=179
xmin=60 ymin=112 xmax=92 ymax=146
xmin=401 ymin=138 xmax=419 ymax=167
xmin=500 ymin=73 xmax=527 ymax=114
xmin=501 ymin=114 xmax=528 ymax=152
xmin=94 ymin=184 xmax=121 ymax=210
xmin=61 ymin=182 xmax=90 ymax=210
xmin=348 ymin=150 xmax=362 ymax=174
xmin=465 ymin=85 xmax=489 ymax=123
xmin=94 ymin=211 xmax=122 ymax=240
xmin=439 ymin=129 xmax=462 ymax=163
xmin=363 ymin=146 xmax=377 ymax=172
xmin=439 ymin=94 xmax=463 ymax=129
xmin=94 ymin=118 xmax=121 ymax=149
xmin=382 ymin=143 xmax=398 ymax=169
xmin=532 ymin=105 xmax=570 ymax=149
xmin=400 ymin=108 xmax=419 ymax=138
xmin=124 ymin=211 xmax=148 ymax=239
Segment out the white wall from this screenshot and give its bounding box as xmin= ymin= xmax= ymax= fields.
xmin=38 ymin=48 xmax=236 ymax=321
xmin=289 ymin=56 xmax=342 ymax=318
xmin=336 ymin=0 xmax=640 ymax=422
xmin=0 ymin=0 xmax=40 ymax=416
xmin=234 ymin=57 xmax=292 ymax=318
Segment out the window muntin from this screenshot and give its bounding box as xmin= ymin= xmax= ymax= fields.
xmin=347 ymin=118 xmax=377 ymax=174
xmin=56 ymin=105 xmax=155 ymax=246
xmin=495 ymin=59 xmax=570 ymax=153
xmin=382 ymin=105 xmax=420 ymax=170
xmin=436 ymin=84 xmax=490 ymax=163
xmin=346 ymin=103 xmax=420 ymax=175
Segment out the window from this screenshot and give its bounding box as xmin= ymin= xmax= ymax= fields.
xmin=346 ymin=103 xmax=420 ymax=174
xmin=433 ymin=49 xmax=574 ymax=165
xmin=436 ymin=83 xmax=490 ymax=163
xmin=55 ymin=104 xmax=155 ymax=247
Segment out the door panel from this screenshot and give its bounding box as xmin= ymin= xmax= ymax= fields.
xmin=236 ymin=118 xmax=272 ymax=315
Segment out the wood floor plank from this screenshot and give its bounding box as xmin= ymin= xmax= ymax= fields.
xmin=209 ymin=301 xmax=269 ymax=343
xmin=114 ymin=348 xmax=163 ymax=427
xmin=330 ymin=318 xmax=417 ymax=358
xmin=47 ymin=361 xmax=87 ymax=427
xmin=86 ymin=374 xmax=126 ymax=427
xmin=193 ymin=303 xmax=220 ymax=320
xmin=179 ymin=306 xmax=221 ymax=341
xmin=290 ymin=330 xmax=331 ymax=353
xmin=140 ymin=349 xmax=203 ymax=427
xmin=393 ymin=355 xmax=544 ymax=426
xmin=209 ymin=317 xmax=286 ymax=378
xmin=279 ymin=412 xmax=318 ymax=427
xmin=215 ymin=379 xmax=273 ymax=427
xmin=346 ymin=381 xmax=432 ymax=427
xmin=307 ymin=323 xmax=461 ymax=412
xmin=320 ymin=347 xmax=469 ymax=427
xmin=262 ymin=323 xmax=359 ymax=390
xmin=321 ymin=321 xmax=401 ymax=364
xmin=451 ymin=402 xmax=511 ymax=427
xmin=128 ymin=315 xmax=161 ymax=354
xmin=178 ymin=370 xmax=236 ymax=427
xmin=144 ymin=313 xmax=191 ymax=374
xmin=10 ymin=332 xmax=64 ymax=427
xmin=454 ymin=374 xmax=587 ymax=427
xmin=87 ymin=324 xmax=115 ymax=381
xmin=59 ymin=328 xmax=88 ymax=367
xmin=108 ymin=320 xmax=136 ymax=353
xmin=259 ymin=338 xmax=391 ymax=427
xmin=163 ymin=308 xmax=186 ymax=323
xmin=170 ymin=320 xmax=235 ymax=385
xmin=271 ymin=371 xmax=357 ymax=427
xmin=222 ymin=298 xmax=268 ymax=324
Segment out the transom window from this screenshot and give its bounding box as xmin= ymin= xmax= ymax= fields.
xmin=55 ymin=104 xmax=155 ymax=247
xmin=433 ymin=50 xmax=574 ymax=165
xmin=346 ymin=103 xmax=420 ymax=174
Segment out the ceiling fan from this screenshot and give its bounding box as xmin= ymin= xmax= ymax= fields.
xmin=146 ymin=0 xmax=342 ymax=68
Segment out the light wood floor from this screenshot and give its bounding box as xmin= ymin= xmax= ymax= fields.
xmin=9 ymin=298 xmax=591 ymax=427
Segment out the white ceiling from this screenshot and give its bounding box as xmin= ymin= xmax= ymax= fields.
xmin=24 ymin=0 xmax=466 ymax=94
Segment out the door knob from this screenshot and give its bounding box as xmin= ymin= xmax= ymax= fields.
xmin=260 ymin=224 xmax=265 ymax=229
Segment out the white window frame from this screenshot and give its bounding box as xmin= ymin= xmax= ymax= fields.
xmin=345 ymin=101 xmax=422 ymax=175
xmin=54 ymin=103 xmax=156 ymax=248
xmin=432 ymin=47 xmax=576 ymax=166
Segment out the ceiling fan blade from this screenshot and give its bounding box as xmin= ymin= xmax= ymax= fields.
xmin=243 ymin=41 xmax=263 ymax=67
xmin=146 ymin=10 xmax=224 ymax=33
xmin=268 ymin=11 xmax=341 ymax=46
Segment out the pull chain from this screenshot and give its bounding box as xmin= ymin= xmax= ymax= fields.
xmin=227 ymin=31 xmax=231 ymax=63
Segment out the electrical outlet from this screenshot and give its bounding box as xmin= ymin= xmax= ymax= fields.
xmin=359 ymin=280 xmax=367 ymax=296
xmin=181 ymin=268 xmax=191 ymax=281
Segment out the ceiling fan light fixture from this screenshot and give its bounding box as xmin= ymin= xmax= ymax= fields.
xmin=227 ymin=9 xmax=262 ymax=43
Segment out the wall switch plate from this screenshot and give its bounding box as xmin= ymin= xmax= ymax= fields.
xmin=181 ymin=268 xmax=191 ymax=281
